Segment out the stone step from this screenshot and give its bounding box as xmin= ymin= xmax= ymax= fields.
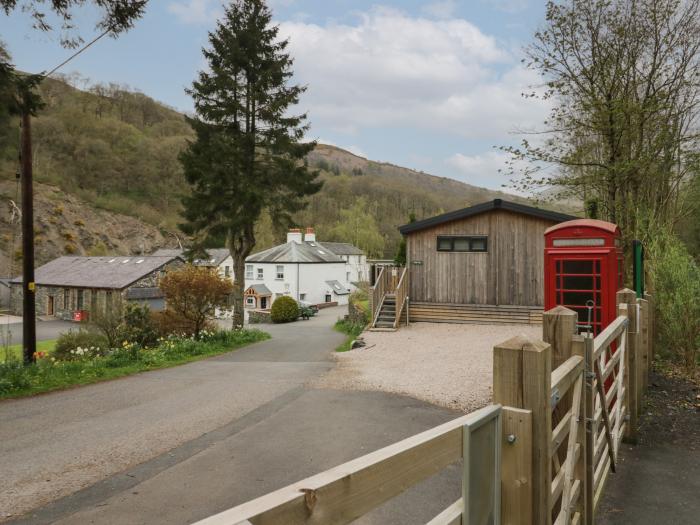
xmin=375 ymin=321 xmax=394 ymax=328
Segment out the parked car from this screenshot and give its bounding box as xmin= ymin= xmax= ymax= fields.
xmin=298 ymin=300 xmax=319 ymax=314
xmin=297 ymin=300 xmax=318 ymax=320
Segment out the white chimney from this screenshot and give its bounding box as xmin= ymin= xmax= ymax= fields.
xmin=287 ymin=228 xmax=303 ymax=243
xmin=304 ymin=227 xmax=316 ymax=243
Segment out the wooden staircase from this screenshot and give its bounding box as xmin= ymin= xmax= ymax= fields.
xmin=370 ymin=267 xmax=408 ymax=331
xmin=374 ymin=294 xmax=397 ymax=329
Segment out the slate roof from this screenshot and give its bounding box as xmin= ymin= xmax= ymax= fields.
xmin=247 ymin=241 xmax=344 ymax=264
xmin=326 ymin=280 xmax=350 ymax=295
xmin=125 ymin=287 xmax=164 ymax=300
xmin=246 ymin=283 xmax=272 ymax=296
xmin=11 ymin=256 xmax=180 ymax=289
xmin=317 ymin=242 xmax=364 ymax=256
xmin=398 ymin=199 xmax=577 ymax=235
xmin=153 ymin=248 xmax=230 ymax=267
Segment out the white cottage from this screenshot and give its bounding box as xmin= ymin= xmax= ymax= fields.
xmin=244 ymin=228 xmax=361 ymax=308
xmin=316 ymin=242 xmax=369 ymax=284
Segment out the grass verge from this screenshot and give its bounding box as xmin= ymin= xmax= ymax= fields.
xmin=1 ymin=339 xmax=57 ymax=363
xmin=0 ymin=329 xmax=270 ymax=400
xmin=334 ymin=319 xmax=366 ymax=352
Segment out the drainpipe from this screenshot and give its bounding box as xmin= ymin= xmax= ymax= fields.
xmin=296 ymin=263 xmax=300 ymax=301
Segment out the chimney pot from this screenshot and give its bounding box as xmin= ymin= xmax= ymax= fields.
xmin=287 ymin=228 xmax=303 ymax=243
xmin=304 ymin=227 xmax=316 ymax=242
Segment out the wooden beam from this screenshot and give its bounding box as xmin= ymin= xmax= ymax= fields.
xmin=617 ymin=290 xmax=638 ymax=442
xmin=593 ymin=360 xmax=616 ymax=472
xmin=426 ymin=499 xmax=462 ymax=525
xmin=192 ymin=405 xmax=499 ymax=525
xmin=551 ymin=356 xmax=584 ymax=401
xmin=500 ymin=407 xmax=533 ymax=525
xmin=493 ymin=335 xmax=551 ymax=525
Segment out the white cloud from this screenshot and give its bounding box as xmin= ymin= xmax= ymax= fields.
xmin=446 ymin=150 xmax=512 ymax=188
xmin=486 ymin=0 xmax=530 ymax=14
xmin=278 ymin=7 xmax=549 ymax=139
xmin=422 ymin=0 xmax=458 ymax=19
xmin=167 ymin=0 xmax=220 ymax=25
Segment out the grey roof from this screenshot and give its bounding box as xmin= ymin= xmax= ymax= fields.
xmin=125 ymin=287 xmax=164 ymax=300
xmin=11 ymin=256 xmax=181 ymax=289
xmin=246 ymin=283 xmax=272 ymax=296
xmin=247 ymin=241 xmax=344 ymax=264
xmin=318 ymin=242 xmax=364 ymax=256
xmin=326 ymin=280 xmax=350 ymax=295
xmin=398 ymin=199 xmax=577 ymax=235
xmin=153 ymin=248 xmax=230 ymax=267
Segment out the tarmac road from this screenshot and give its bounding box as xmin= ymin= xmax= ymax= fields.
xmin=1 ymin=307 xmax=462 ymax=525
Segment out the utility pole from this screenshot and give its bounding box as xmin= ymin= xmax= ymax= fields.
xmin=20 ymin=109 xmax=36 ymax=364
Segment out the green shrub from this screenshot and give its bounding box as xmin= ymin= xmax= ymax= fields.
xmin=121 ymin=303 xmax=158 ymax=348
xmin=270 ymin=296 xmax=299 ymax=323
xmin=54 ymin=330 xmax=109 ymax=361
xmin=0 ymin=362 xmax=32 ymax=394
xmin=647 ymin=230 xmax=700 ymax=370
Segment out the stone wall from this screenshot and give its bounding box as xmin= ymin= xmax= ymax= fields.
xmin=10 ymin=259 xmax=184 ymax=318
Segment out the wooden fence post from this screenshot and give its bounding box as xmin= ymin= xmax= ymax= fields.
xmin=583 ymin=334 xmax=595 ymax=525
xmin=494 ymin=335 xmax=551 ymax=525
xmin=644 ymin=292 xmax=654 ymax=364
xmin=638 ymin=297 xmax=650 ymax=392
xmin=617 ymin=289 xmax=638 ymax=442
xmin=543 ymin=306 xmax=589 ymax=525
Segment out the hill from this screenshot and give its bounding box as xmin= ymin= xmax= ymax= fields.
xmin=0 ymin=75 xmax=574 ymax=265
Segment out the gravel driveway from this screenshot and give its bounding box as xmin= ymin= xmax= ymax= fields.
xmin=315 ymin=322 xmax=542 ymax=411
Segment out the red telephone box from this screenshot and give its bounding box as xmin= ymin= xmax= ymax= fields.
xmin=545 ymin=219 xmax=623 ymax=335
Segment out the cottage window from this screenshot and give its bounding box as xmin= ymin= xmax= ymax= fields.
xmin=276 ymin=265 xmax=284 ymax=280
xmin=224 ymin=266 xmax=231 ymax=277
xmin=245 ymin=296 xmax=255 ymax=307
xmin=256 ymin=268 xmax=264 ymax=280
xmin=245 ymin=265 xmax=253 ymax=279
xmin=325 ymin=294 xmax=332 ymax=303
xmin=300 ymin=293 xmax=306 ymax=301
xmin=76 ymin=289 xmax=84 ymax=310
xmin=63 ymin=289 xmax=70 ymax=309
xmin=436 ymin=236 xmax=488 ymax=253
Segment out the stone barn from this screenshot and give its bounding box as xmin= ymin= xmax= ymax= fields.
xmin=10 ymin=255 xmax=183 ymax=320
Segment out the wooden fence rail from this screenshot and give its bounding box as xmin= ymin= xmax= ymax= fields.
xmin=194 ymin=289 xmax=653 ymax=525
xmin=393 ymin=267 xmax=409 ymax=329
xmin=193 ymin=405 xmax=504 ymax=525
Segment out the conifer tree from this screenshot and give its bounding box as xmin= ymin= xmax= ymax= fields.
xmin=180 ymin=0 xmax=321 ymax=327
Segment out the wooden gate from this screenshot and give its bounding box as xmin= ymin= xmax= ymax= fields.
xmin=191 ymin=289 xmax=650 ymax=525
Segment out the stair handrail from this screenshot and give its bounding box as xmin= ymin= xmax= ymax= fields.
xmin=371 ymin=267 xmax=387 ymax=327
xmin=393 ymin=267 xmax=409 ymax=329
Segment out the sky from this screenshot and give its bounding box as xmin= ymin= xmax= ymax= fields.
xmin=0 ymin=0 xmax=550 ymax=192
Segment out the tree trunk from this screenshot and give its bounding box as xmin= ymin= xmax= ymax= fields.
xmin=228 ymin=226 xmax=255 ymax=329
xmin=231 ymin=253 xmax=246 ymax=329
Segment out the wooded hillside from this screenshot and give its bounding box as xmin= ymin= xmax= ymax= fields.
xmin=0 ymin=75 xmax=571 ymax=264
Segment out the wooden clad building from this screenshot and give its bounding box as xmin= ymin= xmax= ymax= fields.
xmin=399 ymin=199 xmax=576 ymax=324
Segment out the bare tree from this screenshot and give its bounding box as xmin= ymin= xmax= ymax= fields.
xmin=505 ymin=0 xmax=700 ymax=248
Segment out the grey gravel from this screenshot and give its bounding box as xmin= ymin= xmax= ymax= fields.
xmin=315 ymin=322 xmax=542 ymax=411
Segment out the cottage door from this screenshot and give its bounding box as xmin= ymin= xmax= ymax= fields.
xmin=47 ymin=296 xmax=55 ymax=316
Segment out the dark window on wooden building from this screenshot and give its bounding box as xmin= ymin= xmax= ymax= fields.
xmin=436 ymin=236 xmax=488 ymax=253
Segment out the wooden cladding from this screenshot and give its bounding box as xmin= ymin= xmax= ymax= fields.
xmin=410 ymin=302 xmax=543 ymax=325
xmin=407 ymin=209 xmax=557 ymax=306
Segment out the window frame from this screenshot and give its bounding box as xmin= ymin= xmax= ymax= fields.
xmin=436 ymin=235 xmax=488 ymax=253
xmin=275 ymin=265 xmax=284 ymax=280
xmin=256 ymin=267 xmax=264 ymax=280
xmin=245 ymin=264 xmax=253 ymax=280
